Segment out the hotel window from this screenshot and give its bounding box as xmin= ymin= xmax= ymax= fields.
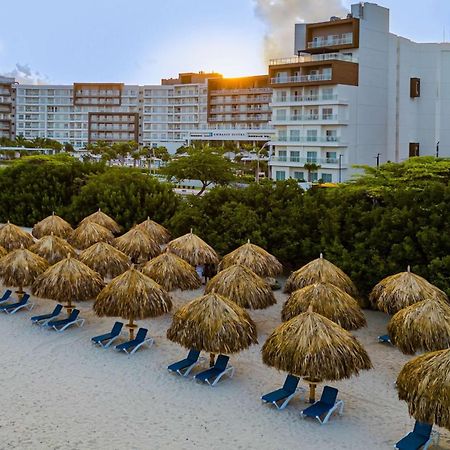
xmin=322 ymin=88 xmax=334 ymax=100
xmin=275 ymin=170 xmax=286 ymax=181
xmin=290 ymin=151 xmax=300 ymax=162
xmin=307 ymin=151 xmax=317 ymax=163
xmin=290 ymin=130 xmax=300 ymax=142
xmin=326 ymin=130 xmax=337 ymax=141
xmin=322 ymin=108 xmax=333 ymax=120
xmin=293 ymin=171 xmax=305 ymax=181
xmin=278 ymin=130 xmax=287 ymax=141
xmin=321 ymin=173 xmax=332 ymax=183
xmin=276 ymin=109 xmax=287 ymax=120
xmin=326 ymin=151 xmax=337 ymax=162
xmin=278 ymin=150 xmax=287 ymax=161
xmin=306 ymin=130 xmax=317 ymax=142
xmin=309 ymin=172 xmax=318 ymax=182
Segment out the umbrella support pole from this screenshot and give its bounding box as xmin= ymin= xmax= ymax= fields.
xmin=209 ymin=353 xmax=216 ymax=367
xmin=304 ymin=379 xmax=319 ymax=404
xmin=64 ymin=300 xmax=74 ymax=315
xmin=127 ymin=319 xmax=137 ymax=340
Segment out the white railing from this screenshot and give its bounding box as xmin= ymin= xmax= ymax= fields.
xmin=270 ymin=156 xmax=340 ymax=164
xmin=307 ymin=33 xmax=353 ymax=49
xmin=274 ymin=114 xmax=339 ymax=122
xmin=274 ymin=136 xmax=340 ymax=143
xmin=270 ymin=73 xmax=332 ymax=84
xmin=272 ymin=94 xmax=338 ymax=103
xmin=269 ymin=52 xmax=357 ymax=66
xmin=210 ymin=88 xmax=271 ymax=96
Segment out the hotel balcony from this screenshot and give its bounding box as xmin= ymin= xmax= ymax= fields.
xmin=307 ymin=33 xmax=353 ymax=49
xmin=269 ymin=156 xmax=346 ymax=167
xmin=271 ymin=114 xmax=345 ymax=125
xmin=271 ymin=136 xmax=344 ymax=147
xmin=269 ymin=52 xmax=357 ymax=66
xmin=271 ymin=73 xmax=332 ymax=85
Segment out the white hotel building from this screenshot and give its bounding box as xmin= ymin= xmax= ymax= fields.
xmin=268 ymin=2 xmax=450 ymax=182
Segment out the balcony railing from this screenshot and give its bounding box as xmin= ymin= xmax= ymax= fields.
xmin=270 ymin=156 xmax=340 ymax=164
xmin=270 ymin=73 xmax=332 ymax=84
xmin=274 ymin=136 xmax=340 ymax=143
xmin=269 ymin=52 xmax=357 ymax=66
xmin=210 ymin=88 xmax=271 ymax=96
xmin=307 ymin=33 xmax=353 ymax=49
xmin=274 ymin=114 xmax=339 ymax=122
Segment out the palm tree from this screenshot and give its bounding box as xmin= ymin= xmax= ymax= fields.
xmin=304 ymin=163 xmax=321 ymax=182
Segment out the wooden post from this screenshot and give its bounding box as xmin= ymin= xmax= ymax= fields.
xmin=65 ymin=298 xmax=74 ymax=315
xmin=309 ymin=382 xmax=317 ymax=404
xmin=209 ymin=353 xmax=216 ymax=367
xmin=127 ymin=318 xmax=137 ymax=340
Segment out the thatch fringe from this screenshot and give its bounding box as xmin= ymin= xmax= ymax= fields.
xmin=30 ymin=234 xmax=77 ymax=265
xmin=370 ymin=269 xmax=448 ymax=314
xmin=388 ymin=298 xmax=450 ymax=354
xmin=137 ymin=217 xmax=171 ymax=244
xmin=79 ymin=208 xmax=121 ymax=234
xmin=218 ymin=242 xmax=282 ymax=277
xmin=69 ymin=222 xmax=114 ymax=250
xmin=0 ymin=222 xmax=34 ymax=251
xmin=141 ymin=252 xmax=201 ymax=291
xmin=167 ymin=292 xmax=258 ymax=354
xmin=282 ymin=282 xmax=366 ymax=330
xmin=113 ymin=227 xmax=161 ymax=263
xmin=94 ymin=268 xmax=172 ymax=319
xmin=0 ymin=248 xmax=49 ymax=288
xmin=262 ymin=309 xmax=372 ymax=381
xmin=397 ymin=349 xmax=450 ymax=429
xmin=205 ymin=264 xmax=276 ymax=310
xmin=32 ymin=213 xmax=73 ymax=239
xmin=0 ymin=245 xmax=6 ymax=258
xmin=79 ymin=242 xmax=130 ymax=279
xmin=167 ymin=231 xmax=218 ymax=266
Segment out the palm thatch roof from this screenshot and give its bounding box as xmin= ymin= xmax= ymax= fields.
xmin=369 ymin=267 xmax=448 ymax=314
xmin=205 ymin=264 xmax=276 ymax=310
xmin=0 ymin=245 xmax=6 ymax=258
xmin=141 ymin=252 xmax=201 ymax=291
xmin=79 ymin=208 xmax=121 ymax=234
xmin=388 ymin=298 xmax=450 ymax=355
xmin=397 ymin=348 xmax=450 ymax=430
xmin=284 ymin=254 xmax=359 ymax=299
xmin=0 ymin=247 xmax=49 ymax=289
xmin=218 ymin=241 xmax=282 ymax=277
xmin=281 ymin=282 xmax=366 ymax=330
xmin=30 ymin=233 xmax=77 ymax=265
xmin=137 ymin=217 xmax=171 ymax=244
xmin=69 ymin=221 xmax=114 ymax=250
xmin=262 ymin=309 xmax=372 ymax=382
xmin=0 ymin=221 xmax=34 ymax=251
xmin=113 ymin=227 xmax=161 ymax=263
xmin=79 ymin=242 xmax=130 ymax=279
xmin=167 ymin=231 xmax=218 ymax=266
xmin=32 ymin=255 xmax=105 ymax=305
xmin=167 ymin=292 xmax=258 ymax=354
xmin=94 ymin=268 xmax=172 ymax=319
xmin=32 ymin=212 xmax=73 ymax=239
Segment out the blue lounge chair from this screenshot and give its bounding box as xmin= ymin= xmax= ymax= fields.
xmin=301 ymin=386 xmax=344 ymax=424
xmin=168 ymin=349 xmax=204 ymax=377
xmin=194 ymin=354 xmax=234 ymax=387
xmin=115 ymin=328 xmax=153 ymax=355
xmin=378 ymin=334 xmax=392 ymax=344
xmin=31 ymin=304 xmax=63 ymax=326
xmin=47 ymin=309 xmax=84 ymax=331
xmin=395 ymin=421 xmax=437 ymax=450
xmin=261 ymin=374 xmax=302 ymax=410
xmin=91 ymin=322 xmax=123 ymax=348
xmin=0 ymin=290 xmax=12 ymax=304
xmin=0 ymin=294 xmax=33 ymax=314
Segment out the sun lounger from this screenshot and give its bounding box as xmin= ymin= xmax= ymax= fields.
xmin=31 ymin=304 xmax=63 ymax=325
xmin=194 ymin=354 xmax=234 ymax=386
xmin=168 ymin=349 xmax=204 ymax=377
xmin=47 ymin=309 xmax=84 ymax=331
xmin=0 ymin=294 xmax=33 ymax=314
xmin=395 ymin=421 xmax=438 ymax=450
xmin=0 ymin=290 xmax=12 ymax=304
xmin=378 ymin=334 xmax=392 ymax=344
xmin=261 ymin=374 xmax=302 ymax=410
xmin=91 ymin=322 xmax=123 ymax=348
xmin=115 ymin=328 xmax=153 ymax=355
xmin=300 ymin=386 xmax=344 ymax=424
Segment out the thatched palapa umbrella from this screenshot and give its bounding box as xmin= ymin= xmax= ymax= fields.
xmin=141 ymin=252 xmax=201 ymax=291
xmin=137 ymin=217 xmax=171 ymax=244
xmin=79 ymin=242 xmax=130 ymax=279
xmin=80 ymin=208 xmax=121 ymax=234
xmin=167 ymin=230 xmax=218 ymax=267
xmin=397 ymin=348 xmax=450 ymax=430
xmin=262 ymin=307 xmax=372 ymax=402
xmin=32 ymin=212 xmax=73 ymax=239
xmin=30 ymin=233 xmax=77 ymax=265
xmin=370 ymin=266 xmax=448 ymax=314
xmin=284 ymin=253 xmax=359 ymax=299
xmin=167 ymin=292 xmax=258 ymax=366
xmin=0 ymin=221 xmax=34 ymax=251
xmin=205 ymin=264 xmax=276 ymax=310
xmin=94 ymin=268 xmax=172 ymax=339
xmin=218 ymin=240 xmax=282 ymax=277
xmin=32 ymin=254 xmax=105 ymax=311
xmin=0 ymin=245 xmax=6 ymax=258
xmin=0 ymin=246 xmax=49 ymax=295
xmin=388 ymin=298 xmax=450 ymax=354
xmin=113 ymin=227 xmax=161 ymax=263
xmin=281 ymin=282 xmax=366 ymax=330
xmin=69 ymin=221 xmax=114 ymax=250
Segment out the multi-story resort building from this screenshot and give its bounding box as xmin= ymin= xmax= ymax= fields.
xmin=0 ymin=77 xmax=15 ymax=140
xmin=268 ymin=2 xmax=450 ymax=182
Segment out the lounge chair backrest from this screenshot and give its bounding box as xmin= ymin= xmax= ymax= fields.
xmin=413 ymin=421 xmax=432 ymax=438
xmin=321 ymin=386 xmax=338 ymax=406
xmin=283 ymin=374 xmax=300 ymax=393
xmin=215 ymin=354 xmax=229 ymax=371
xmin=19 ymin=293 xmax=30 ymax=304
xmin=111 ymin=321 xmax=124 ymax=335
xmin=187 ymin=349 xmax=200 ymax=361
xmin=53 ymin=304 xmax=63 ymax=315
xmin=1 ymin=290 xmax=12 ymax=299
xmin=68 ymin=309 xmax=80 ymax=321
xmin=135 ymin=328 xmax=148 ymax=341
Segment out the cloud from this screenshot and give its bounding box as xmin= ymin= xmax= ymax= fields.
xmin=1 ymin=63 xmax=50 ymax=84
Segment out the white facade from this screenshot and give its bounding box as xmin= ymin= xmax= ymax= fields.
xmin=269 ymin=2 xmax=450 ymax=182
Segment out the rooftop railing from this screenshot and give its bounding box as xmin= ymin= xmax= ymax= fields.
xmin=269 ymin=52 xmax=357 ymax=66
xmin=270 ymin=73 xmax=332 ymax=84
xmin=307 ymin=33 xmax=353 ymax=49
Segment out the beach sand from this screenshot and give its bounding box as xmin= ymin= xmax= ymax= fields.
xmin=0 ymin=285 xmax=449 ymax=450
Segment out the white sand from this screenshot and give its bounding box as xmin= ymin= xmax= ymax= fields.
xmin=0 ymin=285 xmax=449 ymax=450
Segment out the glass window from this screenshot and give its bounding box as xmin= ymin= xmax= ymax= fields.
xmin=275 ymin=171 xmax=286 ymax=181
xmin=307 ymin=151 xmax=317 ymax=163
xmin=290 ymin=129 xmax=300 ymax=142
xmin=306 ymin=130 xmax=317 ymax=142
xmin=293 ymin=171 xmax=305 ymax=180
xmin=290 ymin=151 xmax=300 ymax=162
xmin=322 ymin=108 xmax=333 ymax=120
xmin=278 ymin=150 xmax=287 ymax=161
xmin=326 ymin=130 xmax=337 ymax=141
xmin=278 ymin=130 xmax=287 ymax=141
xmin=276 ymin=109 xmax=287 ymax=120
xmin=326 ymin=151 xmax=337 ymax=162
xmin=310 ymin=172 xmax=318 ymax=182
xmin=321 ymin=173 xmax=332 ymax=182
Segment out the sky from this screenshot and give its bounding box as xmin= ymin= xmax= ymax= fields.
xmin=0 ymin=0 xmax=449 ymax=85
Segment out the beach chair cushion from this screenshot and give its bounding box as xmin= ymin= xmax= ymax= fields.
xmin=302 ymin=386 xmax=339 ymax=418
xmin=195 ymin=355 xmax=230 ymax=382
xmin=31 ymin=304 xmax=63 ymax=322
xmin=91 ymin=321 xmax=123 ymax=344
xmin=395 ymin=422 xmax=433 ymax=450
xmin=262 ymin=375 xmax=300 ymax=403
xmin=48 ymin=309 xmax=79 ymax=328
xmin=168 ymin=349 xmax=200 ymax=373
xmin=0 ymin=290 xmax=12 ymax=302
xmin=0 ymin=294 xmax=30 ymax=311
xmin=115 ymin=328 xmax=148 ymax=351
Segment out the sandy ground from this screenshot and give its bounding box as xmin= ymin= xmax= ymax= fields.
xmin=0 ymin=283 xmax=449 ymax=450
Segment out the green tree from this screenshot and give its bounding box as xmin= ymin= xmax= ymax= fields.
xmin=304 ymin=163 xmax=321 ymax=182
